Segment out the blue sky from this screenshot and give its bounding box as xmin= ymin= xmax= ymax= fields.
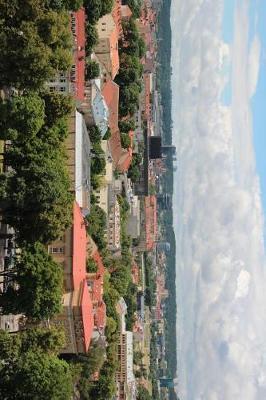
xmin=222 ymin=0 xmax=266 ymax=232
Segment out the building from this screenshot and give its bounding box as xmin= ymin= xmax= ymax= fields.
xmin=47 ymin=9 xmax=86 ymax=102
xmin=94 ymin=14 xmax=120 ymax=80
xmin=49 ymin=202 xmax=94 ymax=354
xmin=112 ymin=0 xmax=123 ymax=37
xmin=107 ymin=196 xmax=121 ymax=252
xmin=116 ymin=298 xmax=136 ymax=400
xmin=87 ymin=250 xmax=107 ymax=336
xmin=66 ymin=111 xmax=91 ymax=215
xmin=80 ymin=78 xmax=109 ymax=136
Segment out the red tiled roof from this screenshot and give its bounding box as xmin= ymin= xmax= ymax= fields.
xmin=73 ymin=8 xmax=86 ymax=101
xmin=94 ymin=301 xmax=106 ymax=330
xmin=80 ymin=279 xmax=94 ymax=351
xmin=110 ymin=23 xmax=120 ymax=79
xmin=112 ymin=0 xmax=122 ymax=37
xmin=102 ymin=80 xmax=123 ymax=166
xmin=117 ymin=130 xmax=134 ymax=172
xmin=93 ymin=250 xmax=105 ymax=276
xmin=102 ymin=80 xmax=119 ymax=132
xmin=72 ymin=201 xmax=87 ymax=290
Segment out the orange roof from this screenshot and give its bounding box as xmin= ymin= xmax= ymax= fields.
xmin=112 ymin=0 xmax=122 ymax=37
xmin=121 ymin=5 xmax=133 ymax=20
xmin=102 ymin=80 xmax=123 ymax=166
xmin=80 ymin=279 xmax=94 ymax=351
xmin=72 ymin=202 xmax=94 ymax=351
xmin=110 ymin=24 xmax=120 ymax=79
xmin=93 ymin=250 xmax=105 ymax=276
xmin=117 ymin=149 xmax=132 ymax=172
xmin=72 ymin=201 xmax=87 ymax=290
xmin=94 ymin=301 xmax=106 ymax=330
xmin=102 ymin=80 xmax=119 ymax=133
xmin=117 ymin=130 xmax=134 ymax=172
xmin=72 ymin=9 xmax=86 ymax=101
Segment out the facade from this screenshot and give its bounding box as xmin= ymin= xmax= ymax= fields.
xmin=116 ymin=298 xmax=136 ymax=400
xmin=94 ymin=14 xmax=120 ymax=80
xmin=107 ymin=197 xmax=121 ymax=251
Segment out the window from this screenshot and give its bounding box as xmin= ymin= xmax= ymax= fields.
xmin=50 ymin=247 xmax=64 ymax=254
xmin=60 ymin=87 xmax=66 ymax=92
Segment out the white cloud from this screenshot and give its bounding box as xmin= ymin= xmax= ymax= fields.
xmin=171 ymin=0 xmax=266 ymax=399
xmin=248 ymin=35 xmax=261 ymax=97
xmin=235 ymin=269 xmax=251 ymax=298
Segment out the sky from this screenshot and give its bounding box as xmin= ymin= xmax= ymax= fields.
xmin=171 ymin=0 xmax=266 ymax=399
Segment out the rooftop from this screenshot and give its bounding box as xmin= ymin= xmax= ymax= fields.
xmin=72 ymin=201 xmax=87 ymax=290
xmin=80 ymin=278 xmax=94 ymax=350
xmin=73 ymin=8 xmax=86 ymax=101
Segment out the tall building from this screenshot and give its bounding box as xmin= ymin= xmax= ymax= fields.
xmin=116 ymin=298 xmax=136 ymax=400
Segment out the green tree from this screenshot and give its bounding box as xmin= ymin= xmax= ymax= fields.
xmin=20 ymin=327 xmax=66 ymax=354
xmin=0 ymin=242 xmax=63 ymax=320
xmin=118 ymin=119 xmax=135 ymax=133
xmin=88 ymin=125 xmax=102 ymax=143
xmin=86 ymin=258 xmax=98 ymax=273
xmin=137 ymin=385 xmax=152 ymax=400
xmin=91 ymin=142 xmax=106 ymax=175
xmin=105 ymin=316 xmax=117 ymax=340
xmin=86 ymin=22 xmax=98 ymax=53
xmin=0 ymin=8 xmax=72 ymax=90
xmin=41 ymin=90 xmax=73 ymax=127
xmin=110 ymin=263 xmax=131 ymax=297
xmin=85 ymin=0 xmax=113 ymax=23
xmin=126 ymin=0 xmax=142 ymax=18
xmin=86 ymin=205 xmax=107 ymax=250
xmin=0 ymin=349 xmax=73 ymax=400
xmin=128 ymin=163 xmax=141 ymax=182
xmin=86 ymin=59 xmax=100 ymax=79
xmin=45 ymin=0 xmax=83 ymax=10
xmin=0 ymin=93 xmax=45 ymax=141
xmin=120 ymin=133 xmax=131 ymax=149
xmin=103 ymin=127 xmax=111 ymax=140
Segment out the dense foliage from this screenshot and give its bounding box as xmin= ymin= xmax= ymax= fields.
xmin=0 ymin=242 xmax=63 ymax=320
xmin=0 ymin=3 xmax=73 ymax=90
xmin=0 ymin=328 xmax=73 ymax=400
xmin=0 ymin=92 xmax=73 ymax=244
xmin=115 ymin=19 xmax=144 ymax=117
